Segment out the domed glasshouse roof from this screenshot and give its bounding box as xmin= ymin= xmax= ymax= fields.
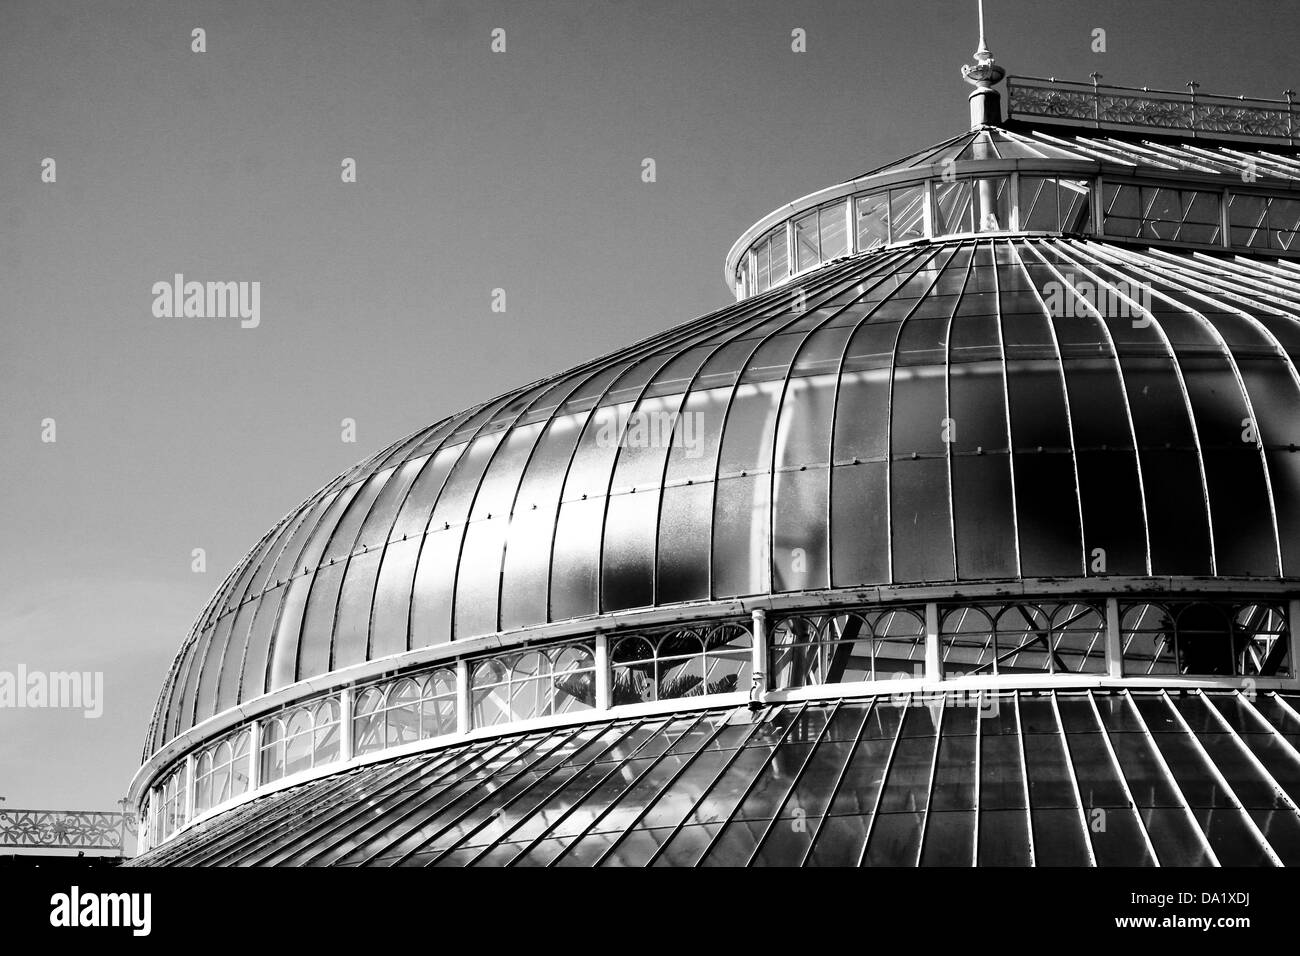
xmin=145 ymin=236 xmax=1300 ymax=756
xmin=131 ymin=51 xmax=1300 ymax=866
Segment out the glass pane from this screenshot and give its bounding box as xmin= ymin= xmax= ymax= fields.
xmin=410 ymin=432 xmax=504 ymax=645
xmin=856 ymin=192 xmax=889 ymax=250
xmin=934 ymin=180 xmax=973 ymax=234
xmin=455 ymin=422 xmax=546 ymax=638
xmin=974 ymin=176 xmax=1009 ymax=231
xmin=794 ymin=213 xmax=819 ymax=273
xmin=333 ymin=549 xmax=383 ymax=668
xmin=768 ymin=230 xmax=789 ymax=285
xmin=819 ymin=201 xmax=848 ymax=260
xmin=890 ymin=185 xmax=925 ymax=242
xmin=369 ymin=536 xmax=420 ymax=659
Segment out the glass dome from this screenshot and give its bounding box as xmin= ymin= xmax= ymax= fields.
xmin=130 ymin=60 xmax=1300 ymax=865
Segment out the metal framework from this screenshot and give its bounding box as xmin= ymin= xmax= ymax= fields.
xmin=1008 ymin=75 xmax=1299 ymax=144
xmin=136 ymin=592 xmax=1297 ymax=853
xmin=145 ymin=234 xmax=1300 ymax=772
xmin=131 ymin=689 xmax=1300 ymax=867
xmin=0 ymin=809 xmax=131 ymax=853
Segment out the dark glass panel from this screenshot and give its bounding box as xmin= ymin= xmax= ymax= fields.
xmin=948 ymin=360 xmax=1016 ymax=578
xmin=977 ymin=808 xmax=1032 ymax=865
xmin=1031 ymin=808 xmax=1091 ymax=865
xmin=1018 ymin=177 xmax=1056 ymax=231
xmin=1238 ymin=361 xmax=1300 ymax=573
xmin=1005 ymin=358 xmax=1082 ymax=575
xmin=829 ymin=461 xmax=890 ymax=586
xmin=862 ymin=812 xmax=924 ymax=865
xmin=891 ymin=364 xmax=948 ymax=457
xmin=832 ymin=366 xmax=891 ymax=462
xmin=890 ymin=458 xmax=954 ymax=582
xmin=979 ymin=732 xmax=1026 ymax=809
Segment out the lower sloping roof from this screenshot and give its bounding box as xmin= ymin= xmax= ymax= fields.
xmin=131 ymin=688 xmax=1300 ymax=866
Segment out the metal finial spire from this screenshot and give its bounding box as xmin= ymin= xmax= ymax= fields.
xmin=961 ymin=0 xmax=1005 ymax=126
xmin=974 ymin=0 xmax=991 ymax=63
xmin=962 ymin=0 xmax=1005 ymax=87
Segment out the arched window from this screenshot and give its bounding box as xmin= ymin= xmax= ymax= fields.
xmin=352 ymin=668 xmax=458 ymax=756
xmin=470 ymin=643 xmax=595 ymax=728
xmin=193 ymin=728 xmax=252 ymax=814
xmin=259 ymin=695 xmax=342 ymax=784
xmin=1234 ymin=604 xmax=1290 ymax=676
xmin=772 ymin=610 xmax=923 ymax=688
xmin=611 ymin=624 xmax=752 ymax=702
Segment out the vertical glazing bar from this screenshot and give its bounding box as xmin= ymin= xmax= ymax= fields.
xmin=1123 ymin=690 xmax=1219 ymax=865
xmin=1221 ymin=187 xmax=1232 ymax=248
xmin=925 ymin=602 xmax=942 ymax=681
xmin=752 ymin=609 xmax=769 ymax=703
xmin=1009 ymin=172 xmax=1021 ymax=231
xmin=456 ymin=658 xmax=470 ymax=734
xmin=183 ymin=752 xmax=196 ymax=829
xmin=1290 ymin=600 xmax=1300 ymax=672
xmin=971 ymin=690 xmax=983 ymax=865
xmin=1050 ymin=692 xmax=1098 ymax=866
xmin=594 ymin=631 xmax=610 ymax=711
xmin=1092 ymin=176 xmax=1104 ymax=238
xmin=248 ymin=717 xmax=262 ymax=791
xmin=1105 ymin=597 xmax=1123 ymax=678
xmin=338 ymin=685 xmax=354 ymax=763
xmin=1012 ymin=691 xmax=1036 ymax=865
xmin=1086 ymin=690 xmax=1160 ymax=864
xmin=913 ymin=693 xmax=947 ymax=866
xmin=1159 ymin=690 xmax=1279 ymax=865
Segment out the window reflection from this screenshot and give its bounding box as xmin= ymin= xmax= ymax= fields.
xmin=471 ymin=643 xmax=595 ymax=728
xmin=353 ymin=668 xmax=457 ymax=756
xmin=260 ymin=696 xmax=342 ymax=784
xmin=610 ymin=623 xmax=751 ymax=703
xmin=193 ymin=728 xmax=251 ymax=814
xmin=1121 ymin=601 xmax=1290 ymax=677
xmin=771 ymin=609 xmax=925 ymax=687
xmin=940 ymin=602 xmax=1107 ymax=675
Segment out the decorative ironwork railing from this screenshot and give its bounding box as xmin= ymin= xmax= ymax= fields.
xmin=0 ymin=808 xmax=132 ymax=851
xmin=1007 ymin=75 xmax=1298 ymax=144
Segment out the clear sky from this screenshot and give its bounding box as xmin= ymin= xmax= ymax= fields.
xmin=1 ymin=0 xmax=1297 ymax=812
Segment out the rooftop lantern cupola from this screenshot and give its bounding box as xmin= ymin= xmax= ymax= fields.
xmin=961 ymin=0 xmax=1006 ymax=127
